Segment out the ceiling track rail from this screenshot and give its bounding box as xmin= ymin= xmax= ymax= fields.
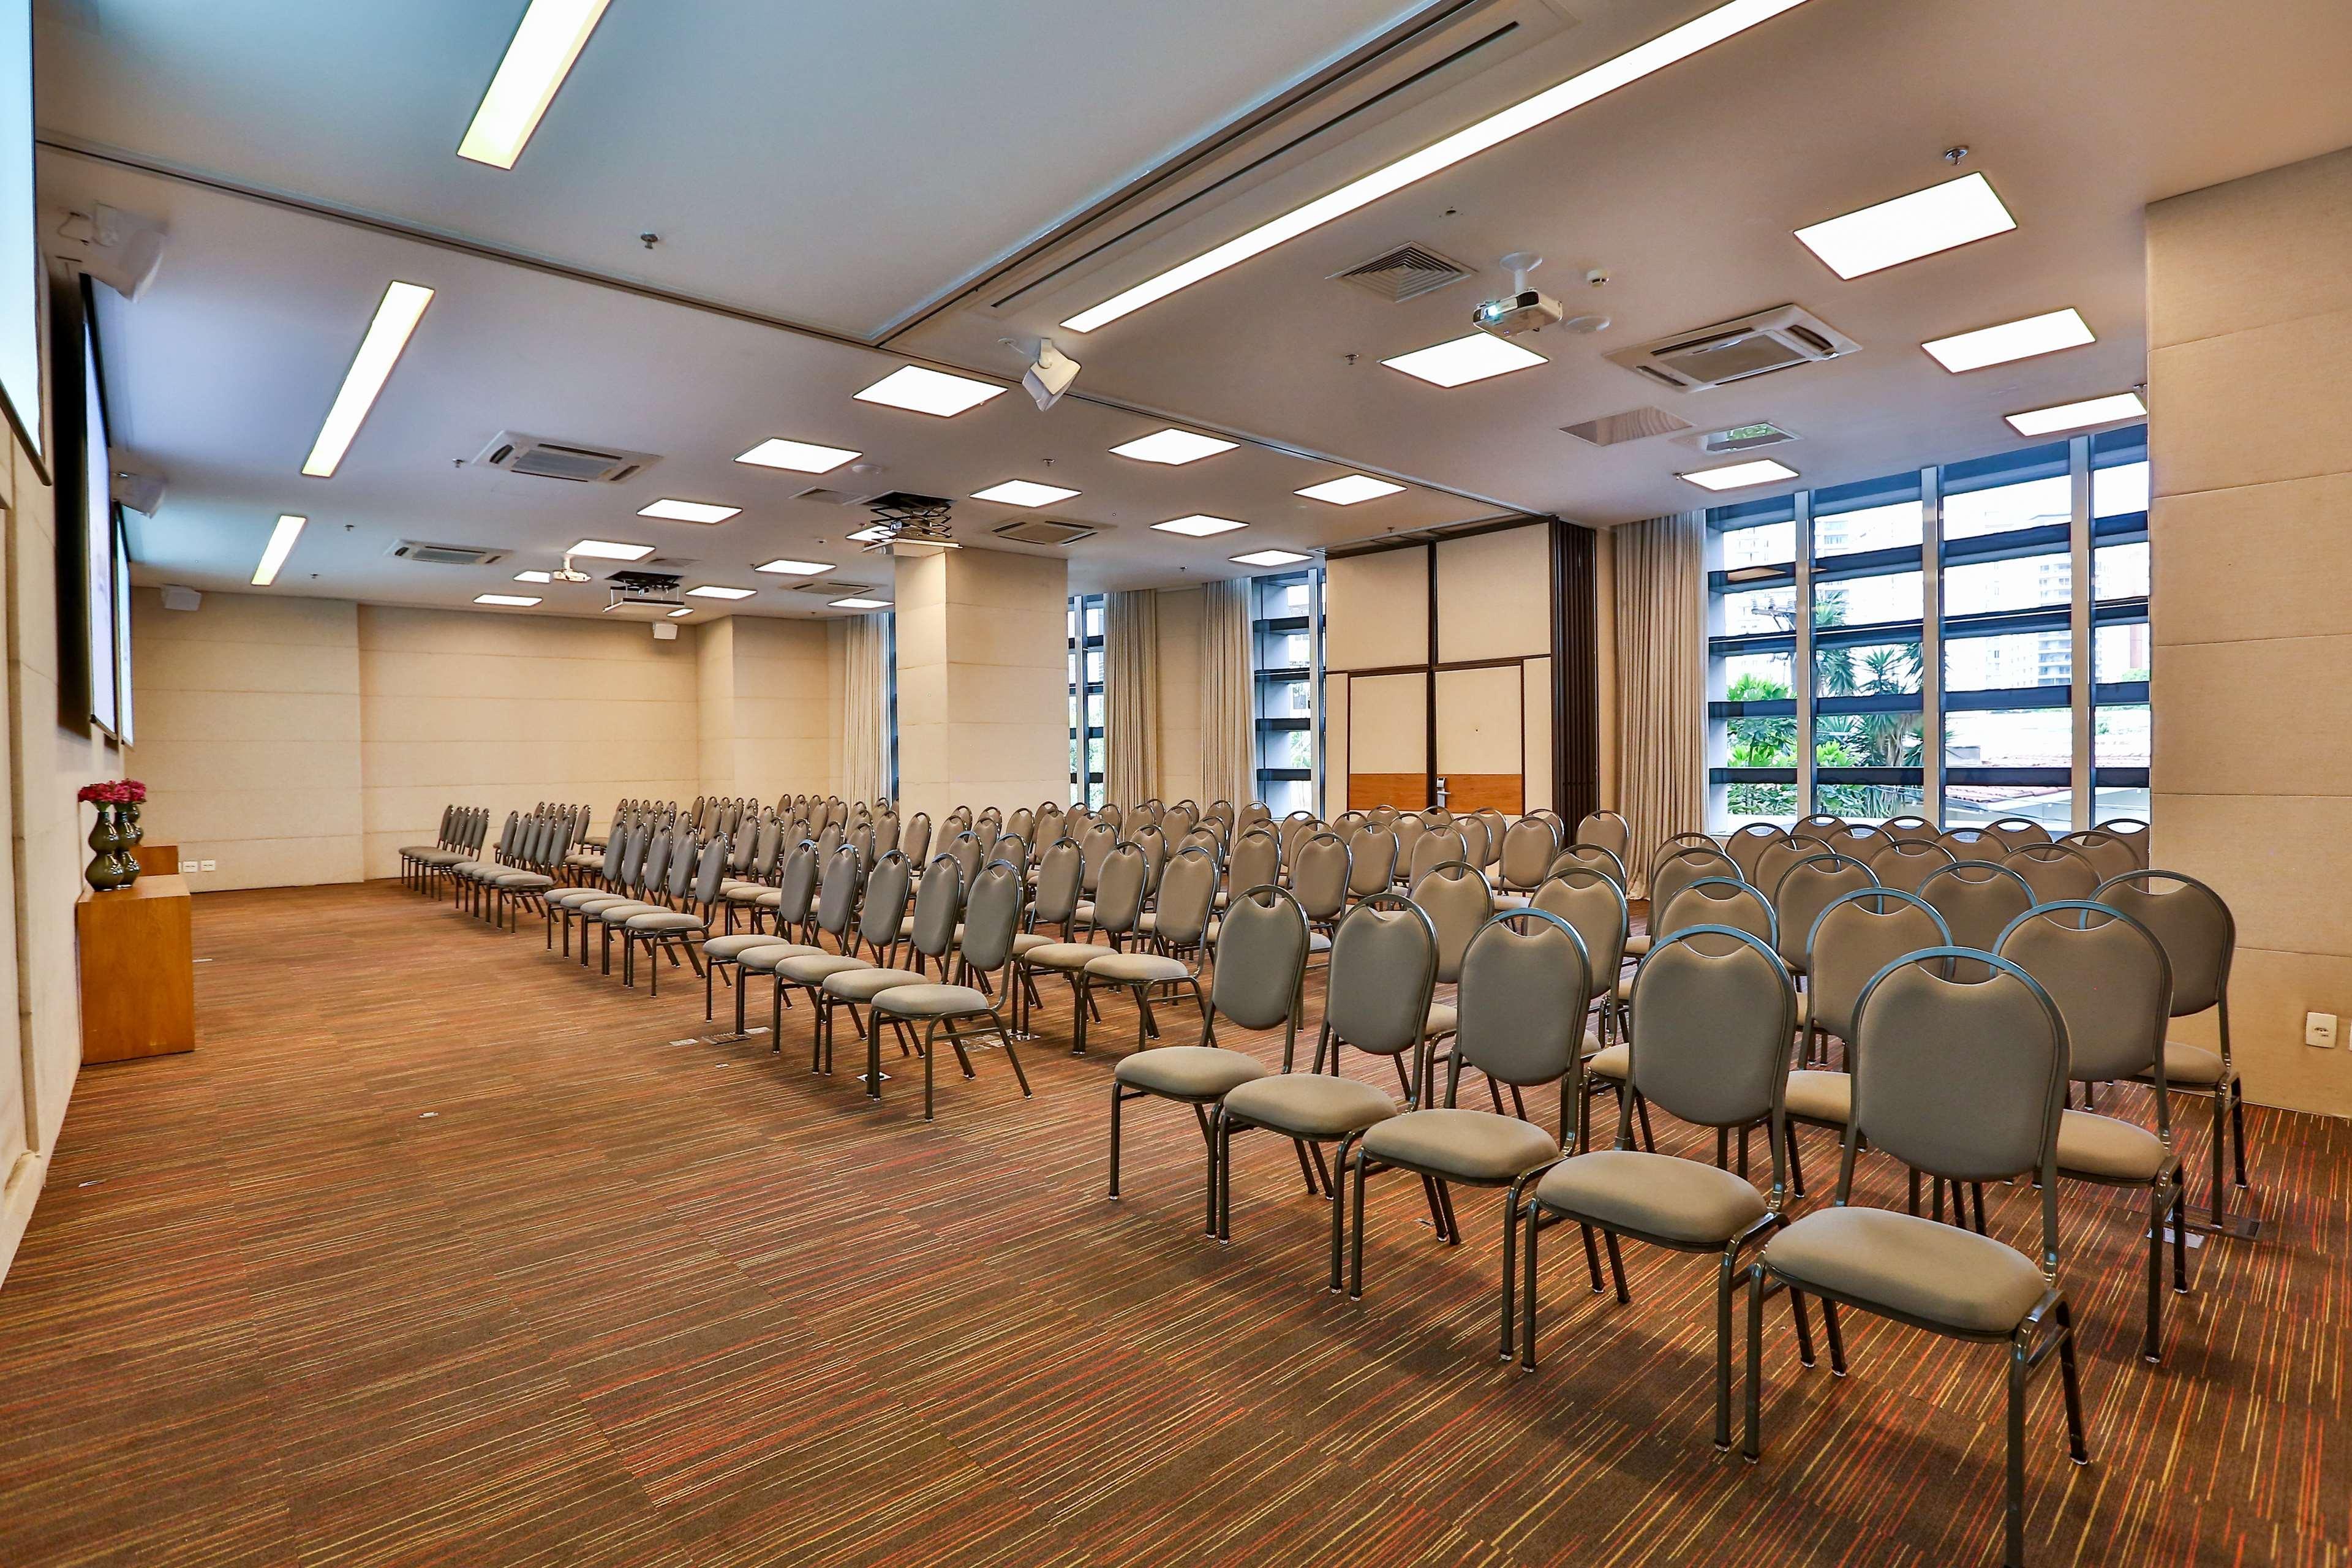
xmin=36 ymin=133 xmax=1545 ymax=521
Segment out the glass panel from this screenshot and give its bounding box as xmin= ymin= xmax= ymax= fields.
xmin=2094 ymin=622 xmax=2150 ymax=684
xmin=1943 ymin=783 xmax=2073 ymax=831
xmin=1814 ymin=497 xmax=1923 ymax=556
xmin=1947 ymin=630 xmax=2071 ymax=691
xmin=1084 ymin=649 xmax=1104 ymax=685
xmin=1257 ymin=628 xmax=1311 ymax=668
xmin=1815 ymin=780 xmax=1926 ymax=821
xmin=1814 ymin=570 xmax=1921 ymax=628
xmin=2092 ymin=459 xmax=2148 ymax=518
xmin=1815 ymin=638 xmax=1923 ymax=698
xmin=1261 ymin=678 xmax=1313 ymax=718
xmin=1085 ymin=693 xmax=1104 ymax=729
xmin=1720 ymin=584 xmax=1797 ymax=635
xmin=1719 ymin=649 xmax=1793 ymax=701
xmin=2096 ymin=703 xmax=2149 ymax=769
xmin=1724 ymin=779 xmax=1798 ymax=824
xmin=1945 ymin=708 xmax=2071 ymax=771
xmin=1262 ymin=777 xmax=1313 ymax=817
xmin=1721 ymin=519 xmax=1797 ymax=569
xmin=1724 ymin=707 xmax=1796 ymax=770
xmin=1265 ymin=729 xmax=1314 ymax=770
xmin=1943 ymin=552 xmax=2071 ymax=615
xmin=2094 ymin=540 xmax=2147 ymax=601
xmin=1084 ymin=603 xmax=1105 ymax=638
xmin=1816 ymin=710 xmax=1923 ymax=772
xmin=1942 ymin=472 xmax=2071 ymax=540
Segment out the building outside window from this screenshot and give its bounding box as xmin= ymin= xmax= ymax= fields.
xmin=1250 ymin=569 xmax=1322 ymax=815
xmin=1706 ymin=424 xmax=2148 ymax=830
xmin=1066 ymin=593 xmax=1104 ymax=808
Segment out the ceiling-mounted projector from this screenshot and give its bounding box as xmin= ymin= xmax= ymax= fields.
xmin=1472 ymin=251 xmax=1564 ymax=339
xmin=1003 ymin=337 xmax=1080 ymax=411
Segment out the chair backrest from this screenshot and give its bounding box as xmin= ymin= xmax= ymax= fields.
xmin=813 ymin=845 xmax=863 ymax=938
xmin=1998 ymin=901 xmax=2173 ymax=1088
xmin=960 ymin=861 xmax=1024 ymax=974
xmin=434 ymin=804 xmax=454 ymax=846
xmin=1751 ymin=834 xmax=1830 ymax=898
xmin=991 ymin=833 xmax=1030 ymax=884
xmin=1163 ymin=802 xmax=1197 ymax=841
xmin=1409 ymin=861 xmax=1493 ymax=985
xmin=946 ymin=830 xmax=984 ymax=889
xmin=1323 ymin=894 xmax=1439 ymax=1063
xmin=1863 ymin=835 xmax=1954 ymax=893
xmin=1573 ymin=810 xmax=1631 ymax=861
xmin=1408 ymin=826 xmax=1468 ymax=886
xmin=1985 ymin=815 xmax=2052 ymax=853
xmin=849 ymin=821 xmax=876 ymax=867
xmin=639 ymin=827 xmax=676 ymax=898
xmin=1207 ymin=799 xmax=1237 ymax=831
xmin=1529 ymin=867 xmax=1627 ymax=1005
xmin=1030 ymin=838 xmax=1084 ymax=927
xmin=2094 ymin=818 xmax=2151 ymax=869
xmin=1917 ymin=861 xmax=2035 ymax=952
xmin=691 ymin=831 xmax=731 ymax=906
xmin=1547 ymin=842 xmax=1627 ymax=889
xmin=973 ymin=815 xmax=1000 ymax=858
xmin=1131 ymin=823 xmax=1168 ymax=895
xmin=1455 ymin=812 xmax=1490 ymax=872
xmin=496 ymin=811 xmax=521 ymax=860
xmin=1090 ymin=844 xmax=1148 ymax=935
xmin=2058 ymin=828 xmax=2137 ymax=886
xmin=774 ymin=842 xmax=820 ymax=925
xmin=1236 ymin=801 xmax=1269 ymax=830
xmin=598 ymin=822 xmax=632 ymax=883
xmin=1006 ymin=806 xmax=1036 ymax=844
xmin=1498 ymin=816 xmax=1559 ymax=892
xmin=1449 ymin=910 xmax=1591 ymax=1093
xmin=1229 ymin=826 xmax=1280 ymax=894
xmin=1827 ymin=823 xmax=1888 ymax=861
xmin=856 ymin=851 xmax=913 ymax=948
xmin=1346 ymin=827 xmax=1398 ymax=897
xmin=2093 ymin=870 xmax=2233 ymax=1017
xmin=1627 ymin=926 xmax=1796 ymax=1144
xmin=901 ymin=812 xmax=932 ymax=867
xmin=2004 ymin=841 xmax=2098 ymax=904
xmin=1803 ymin=888 xmax=1950 ymax=1041
xmin=1648 ymin=845 xmax=1740 ymax=921
xmin=1289 ymin=832 xmax=1352 ymax=922
xmin=1078 ymin=823 xmax=1119 ymax=893
xmin=1389 ymin=814 xmax=1427 ymax=872
xmin=1937 ymin=825 xmax=1996 ymax=859
xmin=908 ymin=855 xmax=965 ymax=960
xmin=1211 ymin=885 xmax=1311 ymax=1033
xmin=1723 ymin=823 xmax=1786 ymax=886
xmin=1278 ymin=813 xmax=1318 ymax=868
xmin=873 ymin=812 xmax=901 ymax=858
xmin=1656 ymin=876 xmax=1776 ymax=947
xmin=815 ymin=821 xmax=845 ymax=861
xmin=1154 ymin=847 xmax=1219 ymax=950
xmin=1793 ymin=813 xmax=1845 ymax=839
xmin=1769 ymin=852 xmax=1877 ymax=971
xmin=1177 ymin=826 xmax=1221 ymax=861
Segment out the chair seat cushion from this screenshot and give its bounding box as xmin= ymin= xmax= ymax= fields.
xmin=1623 ymin=932 xmax=1650 ymax=959
xmin=751 ymin=889 xmax=785 ymax=908
xmin=547 ymin=888 xmax=608 ymax=908
xmin=494 ymin=872 xmax=554 ymax=891
xmin=823 ymin=968 xmax=929 ymax=1001
xmin=1087 ymin=951 xmax=1189 ymax=984
xmin=779 ymin=954 xmax=869 ymax=985
xmin=737 ymin=943 xmax=820 ymax=973
xmin=1221 ymin=1072 xmax=1395 ymax=1137
xmin=2141 ymin=1041 xmax=2231 ymax=1088
xmin=705 ymin=934 xmax=782 ymax=962
xmin=1784 ymin=1069 xmax=1851 ymax=1126
xmin=1765 ymin=1207 xmax=2047 ymax=1336
xmin=1493 ymin=892 xmax=1530 ymax=910
xmin=1011 ymin=932 xmax=1056 ymax=956
xmin=1113 ymin=1046 xmax=1267 ymax=1099
xmin=1361 ymin=1108 xmax=1559 ymax=1184
xmin=1586 ymin=1042 xmax=1629 ymax=1082
xmin=873 ymin=983 xmax=990 ymax=1019
xmin=562 ymin=853 xmax=602 ymax=869
xmin=624 ymin=910 xmax=705 ymax=932
xmin=1535 ymin=1149 xmax=1768 ymax=1246
xmin=1020 ymin=941 xmax=1101 ymax=973
xmin=2057 ymin=1109 xmax=2167 ymax=1182
xmin=722 ymin=886 xmax=769 ymax=903
xmin=1423 ymin=1002 xmax=1458 ymax=1039
xmin=584 ymin=900 xmax=654 ymax=922
xmin=412 ymin=850 xmax=468 ymax=866
xmin=1307 ymin=930 xmax=1332 ymax=954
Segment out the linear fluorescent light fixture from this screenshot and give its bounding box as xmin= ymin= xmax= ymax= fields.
xmin=301 ymin=282 xmax=433 ymax=477
xmin=1795 ymin=172 xmax=2016 ymax=279
xmin=1232 ymin=549 xmax=1313 ymax=567
xmin=972 ymin=480 xmax=1080 ymax=507
xmin=567 ymin=538 xmax=655 ymax=561
xmin=457 ymin=0 xmax=612 ymax=169
xmin=251 ymin=514 xmax=306 ymax=586
xmin=475 ymin=594 xmax=541 ymax=607
xmin=1295 ymin=474 xmax=1404 ymax=505
xmin=667 ymin=607 xmax=694 ymax=619
xmin=1110 ymin=429 xmax=1237 ymax=466
xmin=1060 ymin=0 xmax=1807 ymax=333
xmin=736 ymin=437 xmax=861 ymax=473
xmin=1152 ymin=515 xmax=1248 ymax=538
xmin=1923 ymin=309 xmax=2094 ymax=373
xmin=1679 ymin=458 xmax=1799 ymax=491
xmin=853 ymin=366 xmax=1006 ymax=418
xmin=513 ymin=570 xmax=553 ymax=583
xmin=687 ymin=585 xmax=756 ymax=600
xmin=637 ymin=498 xmax=742 ymax=524
xmin=2005 ymin=391 xmax=2146 ymax=437
xmin=1382 ymin=333 xmax=1546 ymax=388
xmin=755 ymin=558 xmax=835 ymax=576
xmin=831 ymin=597 xmax=891 ymax=609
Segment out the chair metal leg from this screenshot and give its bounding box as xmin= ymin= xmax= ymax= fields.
xmin=2144 ymin=1181 xmax=2166 ymax=1363
xmin=2005 ymin=1336 xmax=2029 ymax=1568
xmin=1742 ymin=1264 xmax=1765 ymax=1463
xmin=1714 ymin=1248 xmax=1740 ymax=1450
xmin=1108 ymin=1080 xmax=1124 ymax=1198
xmin=1347 ymin=1150 xmax=1370 ymax=1300
xmin=2056 ymin=1298 xmax=2089 ymax=1465
xmin=1519 ymin=1204 xmax=1543 ymax=1370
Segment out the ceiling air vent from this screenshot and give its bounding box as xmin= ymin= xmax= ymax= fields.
xmin=1331 ymin=243 xmax=1472 ymax=304
xmin=1607 ymin=306 xmax=1859 ymax=392
xmin=992 ymin=517 xmax=1098 ymax=547
xmin=1699 ymin=421 xmax=1801 ymax=455
xmin=474 ymin=430 xmax=661 ymax=484
xmin=1559 ymin=406 xmax=1694 ymax=447
xmin=387 ymin=539 xmax=507 ymax=567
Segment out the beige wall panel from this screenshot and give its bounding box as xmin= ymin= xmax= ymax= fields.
xmin=0 ymin=434 xmax=36 ymax=1261
xmin=1348 ymin=671 xmax=1427 ymax=783
xmin=2148 ymin=638 xmax=2352 ymax=796
xmin=1154 ymin=586 xmax=1204 ymax=805
xmin=2149 ymin=476 xmax=2352 ymax=647
xmin=2166 ymin=946 xmax=2352 ymax=1118
xmin=1434 ymin=665 xmax=1523 ymax=774
xmin=1321 ymin=674 xmax=1349 ymax=819
xmin=1324 ymin=547 xmax=1428 ymax=672
xmin=2149 ymin=793 xmax=2352 ymax=960
xmin=1523 ymin=656 xmax=1553 ymax=817
xmin=1436 ymin=526 xmax=1549 ymax=664
xmin=894 ymin=549 xmax=1067 ymax=819
xmin=2147 ymin=306 xmax=2352 ymax=500
xmin=2146 ymin=146 xmax=2352 ymax=350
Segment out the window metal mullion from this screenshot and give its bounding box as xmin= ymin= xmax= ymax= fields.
xmin=1793 ymin=490 xmax=1815 ymax=815
xmin=2068 ymin=437 xmax=2094 ymax=830
xmin=1310 ymin=567 xmax=1326 ymax=815
xmin=1921 ymin=464 xmax=1944 ymax=824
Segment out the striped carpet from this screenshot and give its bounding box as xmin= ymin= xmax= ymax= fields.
xmin=0 ymin=881 xmax=2343 ymax=1567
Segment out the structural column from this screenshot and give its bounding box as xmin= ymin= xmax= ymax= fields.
xmin=893 ymin=546 xmax=1069 ymax=821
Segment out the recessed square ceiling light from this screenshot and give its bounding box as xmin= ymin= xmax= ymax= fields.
xmin=1232 ymin=548 xmax=1313 ymax=567
xmin=1110 ymin=429 xmax=1238 ymax=466
xmin=567 ymin=538 xmax=655 ymax=561
xmin=1152 ymin=514 xmax=1249 ymax=538
xmin=831 ymin=597 xmax=891 ymax=609
xmin=755 ymin=558 xmax=835 ymax=576
xmin=1794 ymin=172 xmax=2017 ymax=279
xmin=456 ymin=0 xmax=611 ymax=170
xmin=513 ymin=570 xmax=553 ymax=583
xmin=1922 ymin=309 xmax=2094 ymax=374
xmin=854 ymin=365 xmax=1006 ymax=418
xmin=251 ymin=514 xmax=306 ymax=586
xmin=1295 ymin=473 xmax=1404 ymax=505
xmin=1679 ymin=458 xmax=1799 ymax=491
xmin=735 ymin=437 xmax=861 ymax=473
xmin=475 ymin=593 xmax=541 ymax=607
xmin=636 ymin=498 xmax=742 ymax=524
xmin=1381 ymin=333 xmax=1547 ymax=388
xmin=667 ymin=607 xmax=693 ymax=619
xmin=971 ymin=479 xmax=1080 ymax=507
xmin=687 ymin=585 xmax=756 ymax=600
xmin=302 ymin=281 xmax=434 ymax=477
xmin=2005 ymin=391 xmax=2147 ymax=437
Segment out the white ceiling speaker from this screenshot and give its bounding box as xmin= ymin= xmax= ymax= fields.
xmin=51 ymin=204 xmax=166 ymax=300
xmin=1009 ymin=338 xmax=1080 ymax=411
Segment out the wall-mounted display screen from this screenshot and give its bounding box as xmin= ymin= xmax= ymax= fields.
xmin=81 ymin=298 xmax=117 ymax=735
xmin=0 ymin=0 xmax=42 ymax=466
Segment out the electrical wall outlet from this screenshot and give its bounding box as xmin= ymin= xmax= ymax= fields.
xmin=199 ymin=860 xmax=217 ymax=873
xmin=179 ymin=860 xmax=197 ymax=874
xmin=2304 ymin=1012 xmax=2337 ymax=1049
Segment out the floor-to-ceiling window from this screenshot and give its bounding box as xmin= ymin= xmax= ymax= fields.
xmin=1067 ymin=593 xmax=1105 ymax=808
xmin=1250 ymin=569 xmax=1322 ymax=815
xmin=1706 ymin=424 xmax=2148 ymax=829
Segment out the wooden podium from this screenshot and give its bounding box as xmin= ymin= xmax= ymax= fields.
xmin=75 ymin=873 xmax=196 ymax=1063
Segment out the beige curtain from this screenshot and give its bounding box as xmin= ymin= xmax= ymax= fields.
xmin=1102 ymin=589 xmax=1161 ymax=809
xmin=842 ymin=612 xmax=889 ymax=808
xmin=1613 ymin=512 xmax=1706 ymax=897
xmin=1198 ymin=579 xmax=1254 ymax=807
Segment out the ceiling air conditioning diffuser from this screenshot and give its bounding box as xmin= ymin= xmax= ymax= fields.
xmin=992 ymin=518 xmax=1098 ymax=547
xmin=388 ymin=540 xmax=507 ymax=566
xmin=475 ymin=431 xmax=660 ymax=484
xmin=1607 ymin=306 xmax=1858 ymax=391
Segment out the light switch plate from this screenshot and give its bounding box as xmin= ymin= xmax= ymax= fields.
xmin=200 ymin=860 xmax=216 ymax=872
xmin=179 ymin=861 xmax=197 ymax=873
xmin=2304 ymin=1011 xmax=2337 ymax=1048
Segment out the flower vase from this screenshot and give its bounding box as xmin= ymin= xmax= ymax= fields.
xmin=85 ymin=805 xmax=134 ymax=893
xmin=116 ymin=803 xmax=144 ymax=887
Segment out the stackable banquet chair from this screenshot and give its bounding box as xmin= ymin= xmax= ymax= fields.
xmin=865 ymin=859 xmax=1034 ymax=1120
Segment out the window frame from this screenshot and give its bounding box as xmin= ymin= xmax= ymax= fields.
xmin=1250 ymin=568 xmax=1324 ymax=814
xmin=1067 ymin=592 xmax=1106 ymax=808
